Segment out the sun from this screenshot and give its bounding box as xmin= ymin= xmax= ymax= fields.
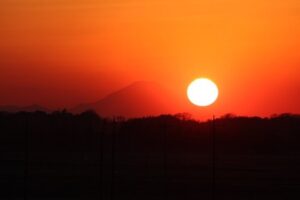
xmin=187 ymin=78 xmax=219 ymax=107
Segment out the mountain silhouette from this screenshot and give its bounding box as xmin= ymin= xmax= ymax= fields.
xmin=0 ymin=104 xmax=50 ymax=113
xmin=72 ymin=81 xmax=184 ymax=118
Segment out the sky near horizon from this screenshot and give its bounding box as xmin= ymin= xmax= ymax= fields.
xmin=0 ymin=0 xmax=299 ymax=117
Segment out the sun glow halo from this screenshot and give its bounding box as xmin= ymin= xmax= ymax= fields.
xmin=187 ymin=78 xmax=219 ymax=107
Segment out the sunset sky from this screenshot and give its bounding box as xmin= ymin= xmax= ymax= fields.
xmin=0 ymin=0 xmax=299 ymax=118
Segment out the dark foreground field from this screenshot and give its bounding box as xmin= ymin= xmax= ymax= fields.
xmin=0 ymin=111 xmax=300 ymax=199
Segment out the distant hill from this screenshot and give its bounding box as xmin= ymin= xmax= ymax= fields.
xmin=72 ymin=81 xmax=185 ymax=118
xmin=0 ymin=104 xmax=50 ymax=113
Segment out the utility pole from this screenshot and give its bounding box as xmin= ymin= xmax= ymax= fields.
xmin=99 ymin=121 xmax=105 ymax=200
xmin=24 ymin=116 xmax=29 ymax=200
xmin=163 ymin=122 xmax=168 ymax=200
xmin=212 ymin=115 xmax=216 ymax=200
xmin=111 ymin=120 xmax=116 ymax=200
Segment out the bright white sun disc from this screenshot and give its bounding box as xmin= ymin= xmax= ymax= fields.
xmin=187 ymin=78 xmax=219 ymax=107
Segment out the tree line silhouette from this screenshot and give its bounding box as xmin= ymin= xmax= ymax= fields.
xmin=0 ymin=110 xmax=300 ymax=200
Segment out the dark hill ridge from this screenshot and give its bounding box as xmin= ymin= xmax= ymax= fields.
xmin=0 ymin=104 xmax=50 ymax=113
xmin=1 ymin=111 xmax=300 ymax=199
xmin=0 ymin=111 xmax=299 ymax=154
xmin=0 ymin=81 xmax=185 ymax=117
xmin=72 ymin=81 xmax=185 ymax=118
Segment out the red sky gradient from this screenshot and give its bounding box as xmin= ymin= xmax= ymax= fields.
xmin=0 ymin=0 xmax=299 ymax=118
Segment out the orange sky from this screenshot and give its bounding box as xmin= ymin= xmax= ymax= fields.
xmin=0 ymin=0 xmax=299 ymax=118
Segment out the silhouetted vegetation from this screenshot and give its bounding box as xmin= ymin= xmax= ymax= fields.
xmin=0 ymin=111 xmax=300 ymax=199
